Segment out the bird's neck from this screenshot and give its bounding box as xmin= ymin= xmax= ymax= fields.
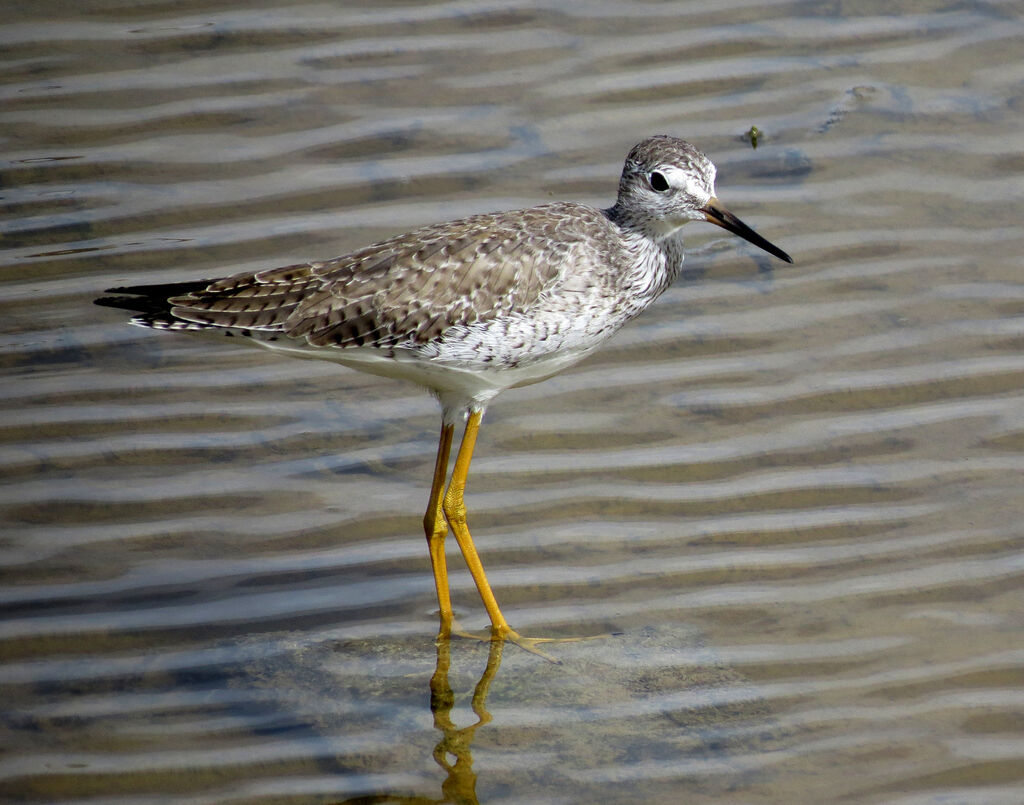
xmin=605 ymin=215 xmax=687 ymax=302
xmin=605 ymin=203 xmax=687 ymax=244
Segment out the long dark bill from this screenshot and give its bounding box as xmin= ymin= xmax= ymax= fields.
xmin=701 ymin=197 xmax=793 ymax=264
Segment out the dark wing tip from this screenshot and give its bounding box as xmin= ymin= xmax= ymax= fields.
xmin=93 ymin=280 xmax=213 ymax=315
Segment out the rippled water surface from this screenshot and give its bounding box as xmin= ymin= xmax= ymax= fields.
xmin=4 ymin=1 xmax=1024 ymax=803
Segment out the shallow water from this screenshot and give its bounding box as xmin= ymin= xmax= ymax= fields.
xmin=3 ymin=1 xmax=1024 ymax=803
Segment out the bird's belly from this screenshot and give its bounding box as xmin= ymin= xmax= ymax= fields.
xmin=428 ymin=300 xmax=635 ymax=368
xmin=248 ymin=294 xmax=637 ymax=408
xmin=252 ymin=332 xmax=594 ymax=401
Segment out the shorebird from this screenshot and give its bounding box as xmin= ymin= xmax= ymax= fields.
xmin=99 ymin=135 xmax=792 ymax=656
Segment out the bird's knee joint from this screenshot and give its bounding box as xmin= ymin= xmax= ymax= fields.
xmin=442 ymin=498 xmax=467 ymax=526
xmin=424 ymin=519 xmax=448 ymax=541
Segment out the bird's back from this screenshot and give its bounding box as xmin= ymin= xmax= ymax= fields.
xmin=107 ymin=201 xmax=660 ymax=359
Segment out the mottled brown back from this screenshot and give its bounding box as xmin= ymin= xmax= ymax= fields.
xmin=164 ymin=202 xmax=612 ymax=349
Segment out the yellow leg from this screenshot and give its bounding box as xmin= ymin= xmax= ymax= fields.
xmin=438 ymin=409 xmax=610 ymax=661
xmin=442 ymin=410 xmax=514 ymax=635
xmin=424 ymin=423 xmax=456 ymax=633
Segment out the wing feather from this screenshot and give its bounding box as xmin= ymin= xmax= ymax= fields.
xmin=163 ymin=202 xmax=614 ymax=349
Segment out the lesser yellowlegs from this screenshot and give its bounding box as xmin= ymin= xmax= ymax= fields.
xmin=99 ymin=135 xmax=792 ymax=656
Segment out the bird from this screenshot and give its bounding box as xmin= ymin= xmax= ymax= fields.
xmin=97 ymin=135 xmax=792 ymax=657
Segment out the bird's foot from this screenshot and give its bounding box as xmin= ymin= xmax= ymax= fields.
xmin=443 ymin=621 xmax=612 ymax=663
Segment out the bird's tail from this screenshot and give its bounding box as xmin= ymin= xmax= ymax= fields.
xmin=93 ymin=280 xmax=211 ymax=328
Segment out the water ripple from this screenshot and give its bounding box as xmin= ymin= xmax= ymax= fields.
xmin=3 ymin=1 xmax=1023 ymax=803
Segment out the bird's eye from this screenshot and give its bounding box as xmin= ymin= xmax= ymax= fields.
xmin=649 ymin=171 xmax=670 ymax=192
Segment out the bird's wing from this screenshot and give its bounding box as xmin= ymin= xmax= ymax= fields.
xmin=167 ymin=203 xmax=609 ymax=348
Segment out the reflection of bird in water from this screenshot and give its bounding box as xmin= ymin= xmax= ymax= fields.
xmin=98 ymin=136 xmax=791 ymax=657
xmin=327 ymin=638 xmax=502 ymax=805
xmin=429 ymin=640 xmax=501 ymax=805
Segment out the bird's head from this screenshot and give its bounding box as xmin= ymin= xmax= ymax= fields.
xmin=613 ymin=135 xmax=792 ymax=264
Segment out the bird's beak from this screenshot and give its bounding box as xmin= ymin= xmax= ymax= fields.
xmin=701 ymin=197 xmax=793 ymax=264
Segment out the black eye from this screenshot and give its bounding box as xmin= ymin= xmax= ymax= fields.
xmin=649 ymin=171 xmax=669 ymax=192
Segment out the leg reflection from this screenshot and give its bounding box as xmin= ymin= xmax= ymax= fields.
xmin=329 ymin=640 xmax=504 ymax=805
xmin=430 ymin=636 xmax=503 ymax=805
xmin=428 ymin=634 xmax=503 ymax=802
